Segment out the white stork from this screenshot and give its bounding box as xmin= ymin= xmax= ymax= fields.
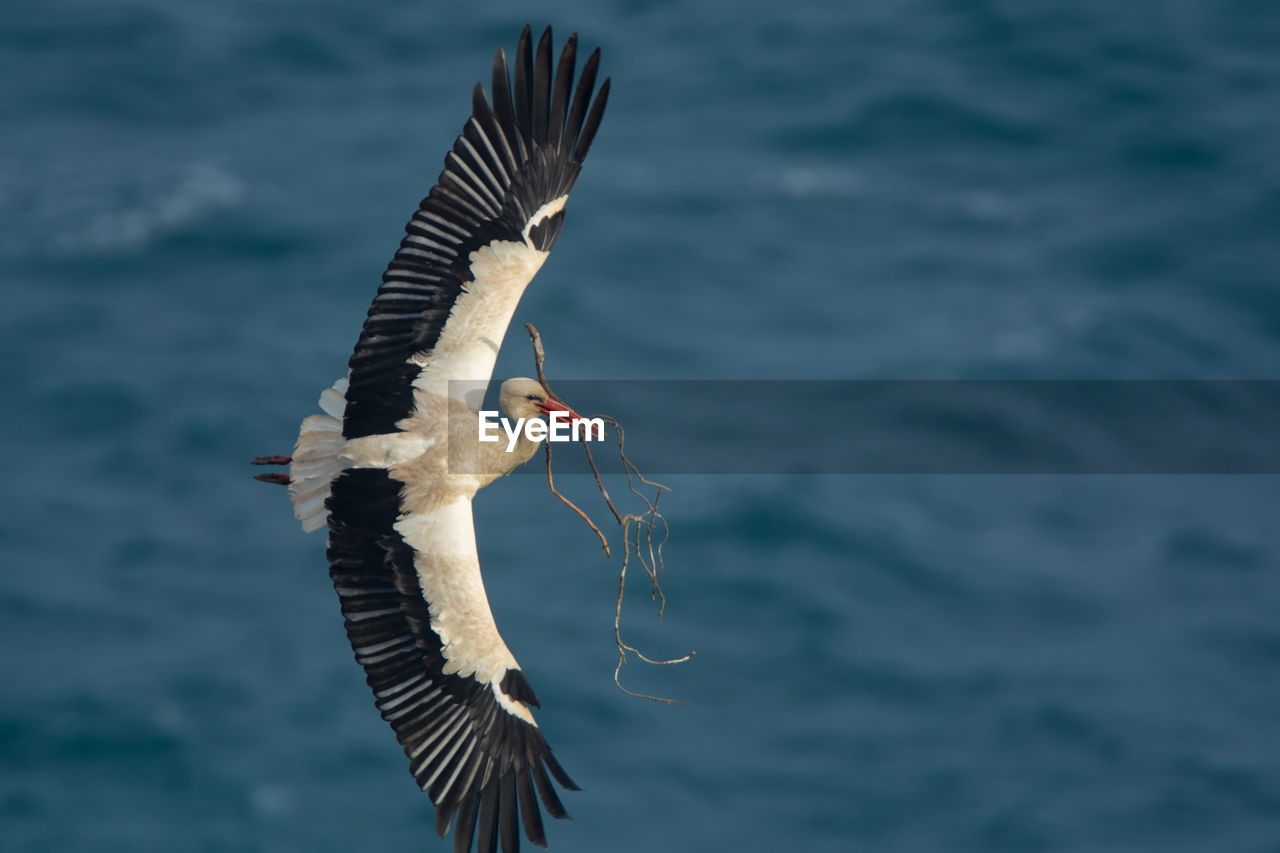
xmin=253 ymin=25 xmax=610 ymax=853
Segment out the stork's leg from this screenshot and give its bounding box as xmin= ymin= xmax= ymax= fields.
xmin=252 ymin=455 xmax=293 ymax=466
xmin=252 ymin=454 xmax=292 ymax=486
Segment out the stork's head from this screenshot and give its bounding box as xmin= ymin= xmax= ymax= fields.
xmin=498 ymin=377 xmax=586 ymax=425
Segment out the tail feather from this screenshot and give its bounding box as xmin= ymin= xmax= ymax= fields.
xmin=289 ymin=378 xmax=349 ymax=533
xmin=319 ymin=384 xmax=347 ymax=418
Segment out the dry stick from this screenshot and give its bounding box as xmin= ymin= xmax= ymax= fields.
xmin=542 ymin=438 xmax=611 ymax=558
xmin=584 ymin=418 xmax=691 ymax=701
xmin=524 ymin=323 xmax=693 ymax=704
xmin=582 ymin=440 xmax=623 ymax=525
xmin=593 ymin=423 xmax=693 ymax=703
xmin=613 ymin=514 xmax=693 ymax=705
xmin=525 ymin=324 xmax=610 ymax=557
xmin=605 ymin=416 xmax=669 ymax=609
xmin=525 ymin=322 xmax=560 ymax=403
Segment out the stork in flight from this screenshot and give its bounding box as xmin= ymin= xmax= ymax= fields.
xmin=253 ymin=25 xmax=610 ymax=853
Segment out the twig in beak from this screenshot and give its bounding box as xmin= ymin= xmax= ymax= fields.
xmin=525 ymin=322 xmax=693 ymax=704
xmin=526 ymin=323 xmax=609 ymax=556
xmin=525 ymin=323 xmax=560 ymax=403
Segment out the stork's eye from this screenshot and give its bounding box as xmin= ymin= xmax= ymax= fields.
xmin=526 ymin=394 xmax=540 ymax=401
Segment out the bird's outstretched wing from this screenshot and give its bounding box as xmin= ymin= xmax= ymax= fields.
xmin=321 ymin=25 xmax=609 ymax=853
xmin=343 ymin=24 xmax=610 ymax=439
xmin=329 ymin=472 xmax=577 ymax=853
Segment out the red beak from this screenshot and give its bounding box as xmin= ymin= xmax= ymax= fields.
xmin=535 ymin=396 xmax=581 ymax=419
xmin=536 ymin=397 xmax=605 ymax=439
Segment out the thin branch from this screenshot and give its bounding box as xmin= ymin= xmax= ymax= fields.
xmin=614 ymin=514 xmax=694 ymax=705
xmin=526 ymin=323 xmax=609 ymax=556
xmin=582 ymin=440 xmax=623 ymax=525
xmin=525 ymin=323 xmax=562 ymax=403
xmin=543 ymin=440 xmax=610 ymax=556
xmin=605 ymin=428 xmax=691 ymax=700
xmin=601 ymin=414 xmax=671 ymax=609
xmin=525 ymin=323 xmax=693 ymax=703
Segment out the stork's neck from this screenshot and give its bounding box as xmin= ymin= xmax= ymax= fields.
xmin=480 ymin=427 xmax=541 ymax=479
xmin=457 ymin=407 xmax=543 ymax=490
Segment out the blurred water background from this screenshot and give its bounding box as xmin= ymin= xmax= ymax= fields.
xmin=4 ymin=1 xmax=1280 ymax=850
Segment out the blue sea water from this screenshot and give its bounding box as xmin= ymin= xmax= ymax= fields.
xmin=4 ymin=1 xmax=1280 ymax=851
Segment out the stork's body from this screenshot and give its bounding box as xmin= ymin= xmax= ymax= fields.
xmin=257 ymin=27 xmax=609 ymax=853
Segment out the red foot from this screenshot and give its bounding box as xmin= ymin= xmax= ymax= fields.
xmin=254 ymin=473 xmax=291 ymax=486
xmin=252 ymin=455 xmax=292 ymax=465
